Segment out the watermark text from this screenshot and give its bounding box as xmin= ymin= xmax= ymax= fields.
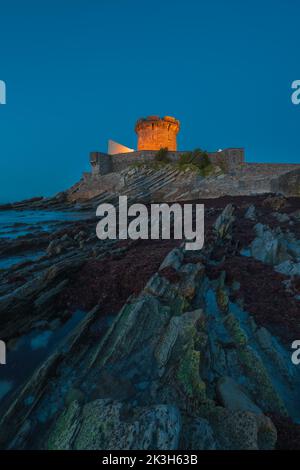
xmin=96 ymin=196 xmax=204 ymax=251
xmin=291 ymin=80 xmax=300 ymax=105
xmin=0 ymin=340 xmax=6 ymax=365
xmin=291 ymin=340 xmax=300 ymax=365
xmin=0 ymin=80 xmax=6 ymax=105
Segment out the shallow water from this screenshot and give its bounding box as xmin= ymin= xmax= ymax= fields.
xmin=0 ymin=380 xmax=13 ymax=401
xmin=0 ymin=209 xmax=91 ymax=239
xmin=0 ymin=310 xmax=86 ymax=406
xmin=0 ymin=250 xmax=45 ymax=269
xmin=240 ymin=247 xmax=251 ymax=257
xmin=0 ymin=209 xmax=93 ymax=270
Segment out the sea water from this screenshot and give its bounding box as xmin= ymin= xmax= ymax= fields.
xmin=0 ymin=209 xmax=91 ymax=239
xmin=0 ymin=209 xmax=92 ymax=269
xmin=0 ymin=310 xmax=86 ymax=406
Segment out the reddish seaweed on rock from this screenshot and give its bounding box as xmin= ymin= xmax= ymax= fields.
xmin=268 ymin=414 xmax=300 ymax=450
xmin=206 ymin=255 xmax=300 ymax=343
xmin=57 ymin=238 xmax=180 ymax=315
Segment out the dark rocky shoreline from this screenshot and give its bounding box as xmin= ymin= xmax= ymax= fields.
xmin=0 ymin=192 xmax=299 ymax=450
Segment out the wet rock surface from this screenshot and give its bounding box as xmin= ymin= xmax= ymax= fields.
xmin=0 ymin=193 xmax=299 ymax=450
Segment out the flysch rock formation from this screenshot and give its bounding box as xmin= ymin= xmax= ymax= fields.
xmin=1 ymin=164 xmax=299 ymax=213
xmin=0 ymin=192 xmax=300 ymax=450
xmin=66 ymin=165 xmax=300 ymax=204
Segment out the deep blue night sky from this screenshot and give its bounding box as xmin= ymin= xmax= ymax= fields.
xmin=0 ymin=0 xmax=299 ymax=202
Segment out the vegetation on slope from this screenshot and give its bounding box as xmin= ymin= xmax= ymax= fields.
xmin=130 ymin=147 xmax=222 ymax=177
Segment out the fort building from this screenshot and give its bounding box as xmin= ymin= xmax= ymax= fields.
xmin=90 ymin=114 xmax=244 ymax=176
xmin=135 ymin=115 xmax=180 ymax=151
xmin=88 ymin=115 xmax=299 ymax=182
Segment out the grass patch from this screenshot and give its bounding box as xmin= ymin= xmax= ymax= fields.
xmin=154 ymin=147 xmax=171 ymax=164
xmin=129 ymin=147 xmax=223 ymax=177
xmin=177 ymin=149 xmax=215 ymax=176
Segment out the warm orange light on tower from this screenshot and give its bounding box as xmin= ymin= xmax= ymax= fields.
xmin=135 ymin=115 xmax=180 ymax=151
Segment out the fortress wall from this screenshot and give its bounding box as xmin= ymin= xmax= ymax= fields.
xmin=236 ymin=163 xmax=300 ymax=194
xmin=271 ymin=167 xmax=300 ymax=196
xmin=90 ymin=152 xmax=112 ymax=175
xmin=90 ymin=149 xmax=299 ymax=183
xmin=239 ymin=163 xmax=300 ymax=176
xmin=108 ymin=148 xmax=245 ymax=174
xmin=110 ymin=151 xmax=181 ymax=172
xmin=111 ymin=151 xmax=157 ymax=172
xmin=209 ymin=148 xmax=245 ymax=171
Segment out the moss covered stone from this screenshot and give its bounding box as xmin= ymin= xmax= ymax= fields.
xmin=238 ymin=346 xmax=287 ymax=415
xmin=48 ymin=400 xmax=81 ymax=450
xmin=176 ymin=348 xmax=206 ymax=400
xmin=223 ymin=313 xmax=248 ymax=347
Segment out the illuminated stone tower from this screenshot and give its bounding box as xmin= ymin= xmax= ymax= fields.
xmin=135 ymin=115 xmax=180 ymax=151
